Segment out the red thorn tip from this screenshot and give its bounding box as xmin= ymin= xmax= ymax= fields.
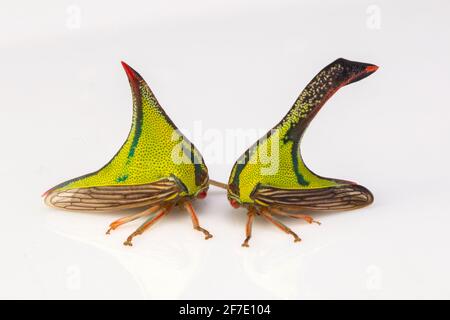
xmin=197 ymin=191 xmax=207 ymax=199
xmin=121 ymin=61 xmax=137 ymax=81
xmin=230 ymin=199 xmax=240 ymax=209
xmin=365 ymin=65 xmax=379 ymax=73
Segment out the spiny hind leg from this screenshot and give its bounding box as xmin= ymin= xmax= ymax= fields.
xmin=106 ymin=205 xmax=160 ymax=234
xmin=183 ymin=201 xmax=213 ymax=240
xmin=123 ymin=205 xmax=173 ymax=246
xmin=241 ymin=208 xmax=256 ymax=248
xmin=259 ymin=208 xmax=301 ymax=243
xmin=270 ymin=207 xmax=321 ymax=225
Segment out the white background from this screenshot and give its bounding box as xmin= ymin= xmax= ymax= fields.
xmin=1 ymin=0 xmax=449 ymax=299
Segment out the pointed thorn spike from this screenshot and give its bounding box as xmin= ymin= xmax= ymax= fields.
xmin=121 ymin=61 xmax=139 ymax=82
xmin=123 ymin=240 xmax=133 ymax=246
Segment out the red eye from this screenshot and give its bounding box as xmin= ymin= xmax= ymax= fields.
xmin=229 ymin=199 xmax=240 ymax=209
xmin=197 ymin=191 xmax=207 ymax=199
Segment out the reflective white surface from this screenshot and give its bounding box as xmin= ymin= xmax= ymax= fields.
xmin=1 ymin=0 xmax=450 ymax=299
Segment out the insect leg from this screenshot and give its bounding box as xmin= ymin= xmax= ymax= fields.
xmin=269 ymin=207 xmax=321 ymax=225
xmin=259 ymin=208 xmax=301 ymax=242
xmin=183 ymin=201 xmax=213 ymax=240
xmin=123 ymin=205 xmax=173 ymax=246
xmin=241 ymin=208 xmax=256 ymax=247
xmin=106 ymin=205 xmax=160 ymax=234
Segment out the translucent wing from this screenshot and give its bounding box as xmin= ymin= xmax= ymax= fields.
xmin=45 ymin=179 xmax=180 ymax=211
xmin=252 ymin=183 xmax=373 ymax=211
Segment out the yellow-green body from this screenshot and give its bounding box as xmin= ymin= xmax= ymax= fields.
xmin=47 ymin=63 xmax=208 ymax=198
xmin=228 ymin=58 xmax=377 ymax=206
xmin=229 ymin=124 xmax=339 ymax=205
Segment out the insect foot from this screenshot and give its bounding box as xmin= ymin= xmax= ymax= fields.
xmin=183 ymin=201 xmax=213 ymax=240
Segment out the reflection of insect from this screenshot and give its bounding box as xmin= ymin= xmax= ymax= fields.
xmin=227 ymin=58 xmax=378 ymax=247
xmin=43 ymin=62 xmax=213 ymax=246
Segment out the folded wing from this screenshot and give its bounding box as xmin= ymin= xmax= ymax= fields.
xmin=252 ymin=183 xmax=373 ymax=211
xmin=45 ymin=179 xmax=180 ymax=211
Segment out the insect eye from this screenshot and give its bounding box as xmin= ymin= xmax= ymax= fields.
xmin=229 ymin=199 xmax=240 ymax=209
xmin=197 ymin=190 xmax=207 ymax=199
